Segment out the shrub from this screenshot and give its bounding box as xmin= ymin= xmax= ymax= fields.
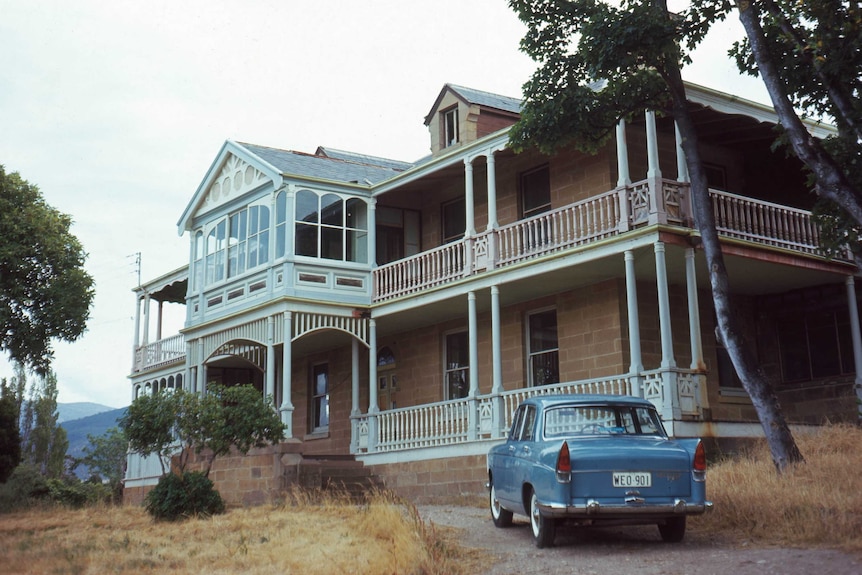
xmin=0 ymin=464 xmax=49 ymax=512
xmin=145 ymin=471 xmax=225 ymax=521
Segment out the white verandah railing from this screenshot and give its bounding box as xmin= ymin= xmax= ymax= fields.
xmin=373 ymin=179 xmax=835 ymax=302
xmin=133 ymin=333 xmax=186 ymax=373
xmin=356 ymin=374 xmax=638 ymax=454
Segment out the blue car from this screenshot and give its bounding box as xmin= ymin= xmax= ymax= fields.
xmin=487 ymin=394 xmax=712 ymax=547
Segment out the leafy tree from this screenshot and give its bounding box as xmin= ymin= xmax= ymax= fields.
xmin=0 ymin=165 xmax=95 ymax=374
xmin=121 ymin=385 xmax=285 ymax=477
xmin=727 ymin=0 xmax=862 ymax=232
xmin=121 ymin=384 xmax=284 ymax=519
xmin=508 ymin=0 xmax=803 ymax=471
xmin=77 ymin=426 xmax=128 ymax=501
xmin=0 ymin=380 xmax=21 ymax=482
xmin=20 ymin=370 xmax=68 ymax=478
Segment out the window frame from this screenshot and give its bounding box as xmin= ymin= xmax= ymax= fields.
xmin=519 ymin=165 xmax=551 ymax=220
xmin=441 ymin=197 xmax=466 ymax=244
xmin=294 ymin=190 xmax=368 ymax=263
xmin=310 ymin=362 xmax=330 ymax=433
xmin=443 ymin=330 xmax=470 ymax=400
xmin=526 ymin=307 xmax=560 ymax=387
xmin=442 ymin=105 xmax=459 ymax=148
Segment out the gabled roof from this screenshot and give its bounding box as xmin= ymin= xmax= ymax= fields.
xmin=424 ymin=83 xmax=522 ymax=125
xmin=239 ymin=142 xmax=407 ymax=185
xmin=315 ymin=146 xmax=415 ymax=172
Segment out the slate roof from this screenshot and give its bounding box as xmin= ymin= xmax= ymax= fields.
xmin=238 ymin=142 xmax=409 ymax=186
xmin=447 ymin=84 xmax=522 ymax=115
xmin=315 ymin=147 xmax=415 ymax=172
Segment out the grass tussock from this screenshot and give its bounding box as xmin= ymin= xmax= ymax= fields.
xmin=698 ymin=423 xmax=862 ymax=551
xmin=0 ymin=487 xmax=478 ymax=575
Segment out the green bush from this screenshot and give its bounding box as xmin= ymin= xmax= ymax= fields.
xmin=0 ymin=464 xmax=48 ymax=512
xmin=45 ymin=478 xmax=111 ymax=508
xmin=145 ymin=471 xmax=225 ymax=521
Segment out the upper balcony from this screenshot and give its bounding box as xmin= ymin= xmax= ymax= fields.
xmin=373 ymin=176 xmax=848 ymax=303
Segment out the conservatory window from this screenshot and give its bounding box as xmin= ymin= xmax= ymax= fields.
xmin=205 ymin=219 xmax=227 ymax=284
xmin=294 ymin=190 xmax=368 ymax=262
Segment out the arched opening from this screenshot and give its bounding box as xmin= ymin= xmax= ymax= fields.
xmin=205 ymin=339 xmax=266 ymax=394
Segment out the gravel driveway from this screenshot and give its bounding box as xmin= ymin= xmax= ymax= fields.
xmin=418 ymin=504 xmax=861 ymax=575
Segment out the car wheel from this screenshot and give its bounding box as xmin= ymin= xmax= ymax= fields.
xmin=658 ymin=516 xmax=686 ymax=542
xmin=529 ymin=488 xmax=556 ymax=548
xmin=489 ymin=479 xmax=513 ymax=527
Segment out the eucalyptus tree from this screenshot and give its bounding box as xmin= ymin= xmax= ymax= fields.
xmin=0 ymin=166 xmax=94 ymax=374
xmin=508 ymin=0 xmax=804 ymax=471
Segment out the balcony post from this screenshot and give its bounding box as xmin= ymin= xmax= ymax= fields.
xmin=367 ymin=319 xmax=379 ymax=452
xmin=367 ymin=197 xmax=377 ymax=267
xmin=846 ymin=276 xmax=862 ymax=421
xmin=490 ymin=285 xmax=505 ymax=436
xmin=265 ymin=316 xmax=275 ymax=405
xmin=350 ymin=338 xmax=361 ymax=453
xmin=646 ymin=110 xmax=667 ymax=225
xmin=616 ymin=120 xmax=632 ymax=233
xmin=464 ymin=158 xmax=476 ymax=237
xmin=675 ymin=122 xmax=689 ymax=183
xmin=486 ymin=151 xmax=498 ymax=270
xmin=468 ymin=291 xmax=479 ymax=440
xmin=280 ymin=311 xmax=295 ymax=438
xmin=624 ymin=250 xmax=643 ymax=398
xmin=654 ymin=242 xmax=680 ymax=422
xmin=198 ymin=340 xmax=207 ymax=396
xmin=685 ymin=247 xmax=707 ymax=417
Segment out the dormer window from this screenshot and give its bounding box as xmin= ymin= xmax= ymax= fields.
xmin=443 ymin=106 xmax=459 ymax=148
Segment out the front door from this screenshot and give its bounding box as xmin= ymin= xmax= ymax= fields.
xmin=378 ymin=369 xmax=397 ymax=411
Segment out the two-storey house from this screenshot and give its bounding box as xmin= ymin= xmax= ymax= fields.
xmin=125 ymin=83 xmax=862 ymax=505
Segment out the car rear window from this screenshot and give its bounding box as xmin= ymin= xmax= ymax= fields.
xmin=543 ymin=405 xmax=666 ymax=438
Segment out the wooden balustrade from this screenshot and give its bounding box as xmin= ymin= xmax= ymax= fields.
xmin=133 ymin=333 xmax=186 ymax=372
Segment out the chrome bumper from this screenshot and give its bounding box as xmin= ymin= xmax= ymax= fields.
xmin=537 ymin=498 xmax=714 ymax=518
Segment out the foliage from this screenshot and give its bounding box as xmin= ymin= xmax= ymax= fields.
xmin=19 ymin=370 xmax=68 ymax=479
xmin=144 ymin=471 xmax=225 ymax=521
xmin=0 ymin=380 xmax=21 ymax=482
xmin=507 ymin=0 xmax=804 ymax=471
xmin=76 ymin=426 xmax=127 ymax=502
xmin=0 ymin=165 xmax=95 ymax=374
xmin=0 ymin=464 xmax=113 ymax=512
xmin=727 ymin=0 xmax=862 ymax=230
xmin=0 ymin=464 xmax=48 ymax=512
xmin=121 ymin=384 xmax=285 ymax=478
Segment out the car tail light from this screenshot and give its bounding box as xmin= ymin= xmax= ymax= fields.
xmin=693 ymin=441 xmax=707 ymax=481
xmin=556 ymin=441 xmax=571 ymax=483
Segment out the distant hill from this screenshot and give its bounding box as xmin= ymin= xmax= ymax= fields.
xmin=60 ymin=407 xmax=128 ymax=479
xmin=57 ymin=402 xmax=117 ymax=423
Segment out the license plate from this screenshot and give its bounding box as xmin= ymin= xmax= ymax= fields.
xmin=613 ymin=472 xmax=651 ymax=488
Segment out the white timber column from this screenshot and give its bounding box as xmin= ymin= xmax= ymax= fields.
xmin=654 ymin=242 xmax=676 ymax=368
xmin=198 ymin=340 xmax=207 ymax=395
xmin=265 ymin=316 xmax=275 ymax=404
xmin=367 ymin=197 xmax=377 ymax=266
xmin=156 ymin=300 xmax=164 ymax=341
xmin=646 ymin=110 xmax=662 ymax=179
xmin=846 ymin=276 xmax=862 ymax=420
xmin=490 ymin=285 xmax=505 ymax=436
xmin=280 ymin=311 xmax=294 ymax=438
xmin=624 ymin=251 xmax=644 ymax=396
xmin=142 ymin=293 xmax=151 ymax=346
xmin=468 ymin=291 xmax=479 ymax=397
xmin=685 ymin=248 xmax=704 ymax=371
xmin=285 ymin=185 xmax=296 ymax=257
xmin=367 ymin=318 xmax=379 ymax=452
xmin=675 ymin=122 xmax=689 ymax=183
xmin=486 ymin=152 xmax=498 ymax=230
xmin=464 ymin=158 xmax=476 ymax=237
xmin=616 ymin=120 xmax=631 ymax=187
xmin=468 ymin=291 xmax=479 ymax=440
xmin=132 ymin=295 xmax=142 ymax=358
xmin=351 ymin=338 xmax=361 ymax=417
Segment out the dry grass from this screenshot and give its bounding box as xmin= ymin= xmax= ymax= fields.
xmin=0 ymin=487 xmax=477 ymax=575
xmin=696 ymin=423 xmax=862 ymax=552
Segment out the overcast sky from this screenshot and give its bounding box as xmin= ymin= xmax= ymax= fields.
xmin=0 ymin=1 xmax=768 ymax=408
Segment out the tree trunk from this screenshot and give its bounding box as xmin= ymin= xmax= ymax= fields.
xmin=658 ymin=3 xmax=804 ymax=471
xmin=737 ymin=0 xmax=862 ymax=229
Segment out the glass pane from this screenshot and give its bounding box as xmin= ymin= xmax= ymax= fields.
xmin=442 ymin=198 xmax=465 ymax=243
xmin=296 ymin=190 xmax=319 ymax=223
xmin=530 ymin=310 xmax=558 ymax=352
xmin=276 ymin=191 xmax=286 ymax=224
xmin=295 ymin=223 xmax=317 ymax=257
xmin=275 ymin=223 xmax=286 ymax=259
xmin=321 ymin=227 xmax=343 ymax=260
xmin=346 ymin=198 xmax=366 ymax=230
xmin=320 ymin=194 xmax=343 ymax=226
xmin=259 ymin=205 xmax=270 ymax=231
xmin=249 ymin=206 xmax=259 ymax=236
xmin=446 ymin=369 xmax=468 ymax=399
xmin=446 ymin=332 xmax=468 ymax=368
xmin=522 ymin=167 xmax=551 ymax=217
xmin=258 ymin=230 xmax=269 ymax=264
xmin=346 ymin=229 xmax=367 ymax=263
xmin=530 ymin=350 xmax=559 ymax=386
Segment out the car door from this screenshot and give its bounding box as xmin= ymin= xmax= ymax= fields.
xmin=494 ymin=405 xmax=525 ymax=508
xmin=510 ymin=405 xmax=538 ymax=513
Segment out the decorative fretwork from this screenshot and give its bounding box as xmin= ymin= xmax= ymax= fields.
xmin=663 ymin=182 xmax=685 ymax=224
xmin=628 ymin=182 xmax=651 ymax=224
xmin=199 ymin=154 xmax=268 ymax=215
xmin=292 ymin=312 xmax=369 ymax=346
xmin=210 ymin=341 xmax=266 ymax=371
